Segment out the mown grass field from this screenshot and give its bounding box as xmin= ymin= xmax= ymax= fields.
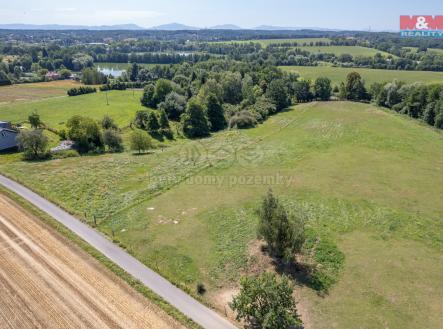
xmin=297 ymin=45 xmax=393 ymax=57
xmin=0 ymin=90 xmax=143 ymax=129
xmin=281 ymin=65 xmax=443 ymax=85
xmin=404 ymin=47 xmax=443 ymax=56
xmin=0 ymin=80 xmax=83 ymax=104
xmin=1 ymin=97 xmax=442 ymax=328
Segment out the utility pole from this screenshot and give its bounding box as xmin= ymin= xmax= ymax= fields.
xmin=106 ymin=90 xmax=109 ymax=106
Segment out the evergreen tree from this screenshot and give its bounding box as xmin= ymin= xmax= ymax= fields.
xmin=146 ymin=111 xmax=160 ymax=133
xmin=28 ymin=112 xmax=42 ymax=129
xmin=205 ymin=93 xmax=226 ymax=131
xmin=257 ymin=189 xmax=305 ymax=261
xmin=129 ymin=62 xmax=139 ymax=82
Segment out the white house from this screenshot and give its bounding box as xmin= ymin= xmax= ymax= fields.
xmin=0 ymin=121 xmax=18 ymax=151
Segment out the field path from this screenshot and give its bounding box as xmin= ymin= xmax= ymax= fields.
xmin=0 ymin=174 xmax=237 ymax=329
xmin=0 ymin=194 xmax=186 ymax=329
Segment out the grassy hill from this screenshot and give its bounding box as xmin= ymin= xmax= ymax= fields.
xmin=281 ymin=65 xmax=443 ymax=85
xmin=1 ymin=100 xmax=442 ymax=328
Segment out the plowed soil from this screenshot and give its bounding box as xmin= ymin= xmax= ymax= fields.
xmin=0 ymin=194 xmax=185 ymax=329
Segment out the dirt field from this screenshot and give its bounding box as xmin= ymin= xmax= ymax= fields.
xmin=0 ymin=194 xmax=185 ymax=329
xmin=0 ymin=80 xmax=82 ymax=104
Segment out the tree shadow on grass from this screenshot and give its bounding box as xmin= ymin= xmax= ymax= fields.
xmin=260 ymin=244 xmax=329 ymax=297
xmin=131 ymin=151 xmax=155 ymax=156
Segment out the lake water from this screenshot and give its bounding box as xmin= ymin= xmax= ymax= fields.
xmin=96 ymin=66 xmax=125 ymax=78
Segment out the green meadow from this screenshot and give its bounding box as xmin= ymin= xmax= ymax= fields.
xmin=1 ymin=97 xmax=442 ymax=328
xmin=0 ymin=90 xmax=143 ymax=129
xmin=296 ymin=45 xmax=393 ymax=57
xmin=404 ymin=47 xmax=443 ymax=56
xmin=280 ymin=65 xmax=443 ymax=85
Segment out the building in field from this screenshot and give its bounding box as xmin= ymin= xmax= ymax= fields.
xmin=0 ymin=121 xmax=18 ymax=151
xmin=45 ymin=71 xmax=60 ymax=81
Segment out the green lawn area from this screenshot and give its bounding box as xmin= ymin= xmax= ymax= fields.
xmin=280 ymin=65 xmax=443 ymax=85
xmin=1 ymin=100 xmax=442 ymax=328
xmin=0 ymin=90 xmax=143 ymax=129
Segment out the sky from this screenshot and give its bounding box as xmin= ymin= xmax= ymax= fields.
xmin=1 ymin=0 xmax=442 ymax=30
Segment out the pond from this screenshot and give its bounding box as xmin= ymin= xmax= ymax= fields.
xmin=96 ymin=65 xmax=126 ymax=78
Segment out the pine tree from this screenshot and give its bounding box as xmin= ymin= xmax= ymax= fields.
xmin=205 ymin=93 xmax=226 ymax=132
xmin=146 ymin=111 xmax=160 ymax=133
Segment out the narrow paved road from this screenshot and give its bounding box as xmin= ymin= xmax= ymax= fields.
xmin=0 ymin=174 xmax=237 ymax=329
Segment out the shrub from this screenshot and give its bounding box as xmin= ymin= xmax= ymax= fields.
xmin=0 ymin=70 xmax=11 ymax=86
xmin=134 ymin=110 xmax=149 ymax=130
xmin=228 ymin=110 xmax=257 ymax=129
xmin=103 ymin=129 xmax=124 ymax=152
xmin=230 ymin=272 xmax=300 ymax=329
xmin=67 ymin=86 xmax=96 ymax=96
xmin=196 ymin=283 xmax=206 ymax=295
xmin=17 ymin=129 xmax=49 ymax=160
xmin=51 ymin=149 xmax=80 ymax=159
xmin=58 ymin=68 xmax=72 ymax=79
xmin=100 ymin=81 xmax=128 ymax=91
xmin=303 ymin=230 xmax=345 ymax=292
xmin=130 ymin=130 xmax=153 ymax=154
xmin=101 ymin=115 xmax=118 ymax=130
xmin=66 ymin=115 xmax=103 ymax=153
xmin=158 ymin=91 xmax=187 ymax=121
xmin=250 ymin=97 xmax=277 ymax=122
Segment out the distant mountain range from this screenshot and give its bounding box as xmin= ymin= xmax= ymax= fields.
xmin=0 ymin=22 xmax=342 ymax=31
xmin=208 ymin=24 xmax=243 ymax=30
xmin=254 ymin=25 xmax=339 ymax=31
xmin=148 ymin=23 xmax=200 ymax=31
